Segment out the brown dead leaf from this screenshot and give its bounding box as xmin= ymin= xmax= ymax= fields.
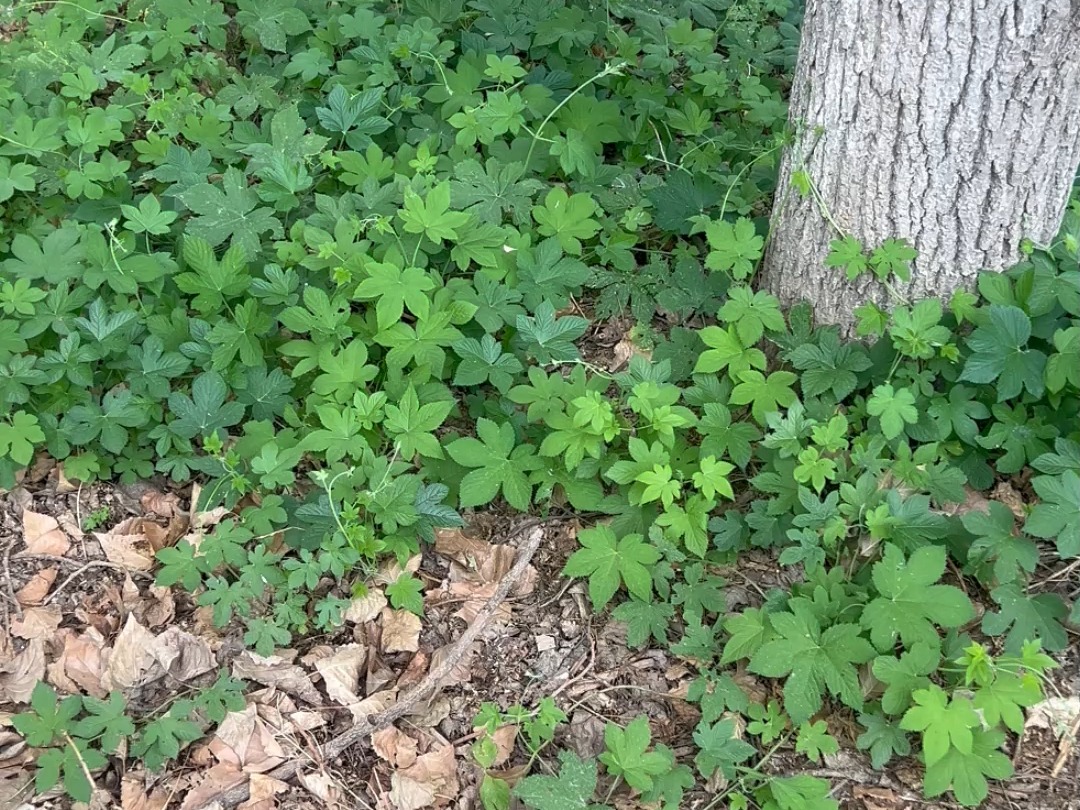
xmin=180 ymin=763 xmax=247 ymax=810
xmin=381 ymin=608 xmax=421 ymax=653
xmin=0 ymin=638 xmax=45 ymax=703
xmin=427 ymin=642 xmax=478 ymax=687
xmin=372 ymin=726 xmax=418 ymax=769
xmin=104 ymin=614 xmax=158 ymax=690
xmin=395 ymin=650 xmax=430 ymax=689
xmin=120 ymin=771 xmax=170 ymax=810
xmin=240 ymin=772 xmax=289 ymax=810
xmin=96 ymin=530 xmax=155 ymax=571
xmin=297 ymin=770 xmax=343 ymax=808
xmin=488 ymin=725 xmax=518 ymax=768
xmin=11 ymin=605 xmax=62 ymax=640
xmin=47 ymin=628 xmax=108 ymax=698
xmin=315 ymin=643 xmax=365 ymax=706
xmin=344 ymin=588 xmax=388 ymax=624
xmin=852 ymin=785 xmax=899 ymax=810
xmin=210 ymin=704 xmax=286 ymax=773
xmin=141 ymin=489 xmax=181 ymax=518
xmin=348 ymin=689 xmax=397 ymax=722
xmin=15 ymin=567 xmax=56 ymax=605
xmin=388 ymin=744 xmax=459 ymax=810
xmin=19 ymin=509 xmax=70 ymax=556
xmin=288 ymin=711 xmax=326 ymax=733
xmin=150 ymin=626 xmax=215 ymax=682
xmin=136 ymin=586 xmax=175 ymax=629
xmin=433 ymin=529 xmax=490 ymax=567
xmin=377 ymin=554 xmax=422 ymax=586
xmin=232 ymin=651 xmax=322 ymax=705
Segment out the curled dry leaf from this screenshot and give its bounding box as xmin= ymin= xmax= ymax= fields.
xmin=14 ymin=567 xmax=56 ymax=606
xmin=140 ymin=489 xmax=181 ymax=518
xmin=344 ymin=588 xmax=388 ymax=624
xmin=231 ymin=651 xmax=322 ymax=705
xmin=120 ymin=771 xmax=170 ymax=810
xmin=297 ymin=770 xmax=343 ymax=808
xmin=104 ymin=614 xmax=158 ymax=691
xmin=488 ymin=725 xmax=518 ymax=768
xmin=47 ymin=628 xmax=108 ymax=698
xmin=427 ymin=642 xmax=478 ymax=688
xmin=348 ymin=689 xmax=397 ymax=722
xmin=377 ymin=554 xmax=422 ymax=586
xmin=96 ymin=530 xmax=155 ymax=571
xmin=211 ymin=704 xmax=287 ymax=773
xmin=239 ymin=772 xmax=289 ymax=810
xmin=0 ymin=638 xmax=45 ymax=703
xmin=314 ymin=643 xmax=365 ymax=706
xmin=372 ymin=726 xmax=419 ymax=769
xmin=149 ymin=626 xmax=215 ymax=683
xmin=388 ymin=744 xmax=459 ymax=810
xmin=11 ymin=605 xmax=62 ymax=640
xmin=19 ymin=509 xmax=70 ymax=556
xmin=381 ymin=608 xmax=422 ymax=654
xmin=179 ymin=763 xmax=248 ymax=810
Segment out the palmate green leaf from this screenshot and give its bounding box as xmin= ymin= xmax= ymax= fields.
xmin=513 ymin=750 xmax=596 ymax=810
xmin=825 ymin=235 xmax=869 ymax=279
xmin=721 ymin=606 xmax=774 ymax=664
xmin=697 ymin=403 xmax=760 ymax=469
xmin=451 ymin=158 xmax=543 ymax=226
xmin=599 ymin=716 xmax=673 ymax=792
xmin=131 ymin=701 xmax=204 ymax=771
xmin=452 ymin=334 xmax=523 ymax=392
xmin=384 ymin=386 xmax=453 ymax=460
xmin=717 ymin=286 xmax=786 ymax=345
xmin=962 ymin=501 xmax=1038 ymax=584
xmin=872 ymin=643 xmax=940 ymax=715
xmin=445 ymin=417 xmax=540 ymax=510
xmin=515 ymin=301 xmax=588 ymax=363
xmin=900 ymin=685 xmax=979 ymax=765
xmin=866 ymin=383 xmax=918 ymax=439
xmin=704 ymin=217 xmax=763 ymax=279
xmin=2 ymin=227 xmax=84 ymax=284
xmin=981 ymin=583 xmax=1068 ymax=653
xmin=860 ymin=544 xmax=973 ymax=651
xmin=959 ymin=304 xmax=1046 ymax=401
xmin=0 ymin=411 xmax=45 ymax=465
xmin=795 ymin=720 xmax=839 ymax=763
xmin=693 ymin=325 xmax=766 ymax=378
xmin=562 ymin=525 xmax=660 ymax=610
xmin=515 ymin=238 xmax=589 ymax=310
xmin=399 ymin=182 xmax=471 ymax=245
xmin=1025 ymin=470 xmax=1080 ymax=557
xmin=730 ymin=369 xmax=798 ymax=425
xmin=235 ymin=0 xmax=310 ymax=51
xmin=179 ymin=167 xmax=283 ymax=256
xmin=869 ymin=237 xmax=916 ymax=281
xmin=693 ymin=717 xmax=755 ymax=780
xmin=767 ymin=775 xmax=839 ymax=810
xmin=973 ymin=670 xmax=1042 ymax=733
xmin=922 ymin=729 xmax=1013 ymax=807
xmin=386 ymin=574 xmax=425 ymax=615
xmin=12 ymin=683 xmax=81 ymax=747
xmin=748 ymin=598 xmax=875 ymax=724
xmin=612 ymin=598 xmax=674 ymax=648
xmin=0 ymin=157 xmax=36 ymax=202
xmin=168 ymin=371 xmax=245 ymax=438
xmin=72 ymin=691 xmax=135 ymax=753
xmin=531 ymin=187 xmax=601 ymax=255
xmin=36 ymin=740 xmax=107 ymax=803
xmin=787 ymin=330 xmax=872 ymax=400
xmin=856 ymin=713 xmax=911 ymax=768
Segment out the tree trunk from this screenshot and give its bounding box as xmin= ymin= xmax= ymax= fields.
xmin=761 ymin=0 xmax=1080 ymax=330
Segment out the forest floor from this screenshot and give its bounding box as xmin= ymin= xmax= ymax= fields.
xmin=1 ymin=474 xmax=1077 ymax=810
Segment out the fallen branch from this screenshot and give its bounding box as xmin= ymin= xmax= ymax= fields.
xmin=206 ymin=519 xmax=550 ymax=809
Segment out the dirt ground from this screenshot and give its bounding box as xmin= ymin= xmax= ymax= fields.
xmin=0 ymin=477 xmax=1077 ymax=810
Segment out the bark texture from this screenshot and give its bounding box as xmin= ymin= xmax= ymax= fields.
xmin=762 ymin=0 xmax=1080 ymax=330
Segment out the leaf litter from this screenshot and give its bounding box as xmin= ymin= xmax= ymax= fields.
xmin=0 ymin=485 xmax=1077 ymax=810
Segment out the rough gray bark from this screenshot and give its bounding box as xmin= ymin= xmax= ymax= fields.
xmin=761 ymin=0 xmax=1080 ymax=330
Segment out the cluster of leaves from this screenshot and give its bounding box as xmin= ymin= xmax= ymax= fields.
xmin=13 ymin=678 xmax=244 ymax=802
xmin=1 ymin=0 xmax=1078 ymax=808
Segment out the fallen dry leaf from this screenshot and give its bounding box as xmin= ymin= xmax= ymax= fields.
xmin=433 ymin=529 xmax=490 ymax=567
xmin=149 ymin=626 xmax=215 ymax=682
xmin=180 ymin=762 xmax=247 ymax=810
xmin=11 ymin=605 xmax=62 ymax=640
xmin=136 ymin=585 xmax=175 ymax=629
xmin=1025 ymin=696 xmax=1080 ymax=737
xmin=297 ymin=770 xmax=343 ymax=807
xmin=140 ymin=489 xmax=181 ymax=518
xmin=19 ymin=509 xmax=70 ymax=556
xmin=348 ymin=689 xmax=397 ymax=722
xmin=377 ymin=554 xmax=422 ymax=586
xmin=488 ymin=725 xmax=518 ymax=768
xmin=120 ymin=771 xmax=170 ymax=810
xmin=0 ymin=638 xmax=45 ymax=703
xmin=15 ymin=567 xmax=56 ymax=605
xmin=372 ymin=726 xmax=418 ymax=769
xmin=240 ymin=772 xmax=289 ymax=810
xmin=104 ymin=614 xmax=158 ymax=690
xmin=344 ymin=588 xmax=388 ymax=624
xmin=381 ymin=608 xmax=421 ymax=654
xmin=315 ymin=643 xmax=365 ymax=706
xmin=47 ymin=628 xmax=108 ymax=698
xmin=232 ymin=651 xmax=322 ymax=705
xmin=96 ymin=530 xmax=155 ymax=571
xmin=852 ymin=785 xmax=900 ymax=810
xmin=427 ymin=642 xmax=478 ymax=687
xmin=388 ymin=744 xmax=459 ymax=810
